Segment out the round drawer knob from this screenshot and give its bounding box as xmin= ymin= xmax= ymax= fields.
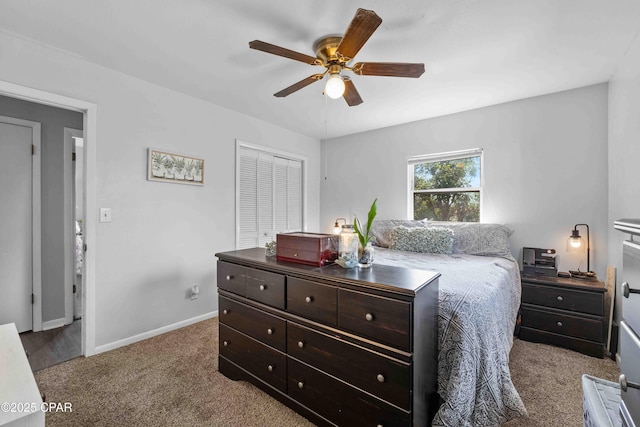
xmin=268 ymin=365 xmax=274 ymax=372
xmin=225 ymin=275 xmax=232 ymax=281
xmin=293 ymin=253 xmax=298 ymax=257
xmin=556 ymin=296 xmax=564 ymax=301
xmin=365 ymin=313 xmax=374 ymax=321
xmin=620 ymin=374 xmax=629 ymax=392
xmin=619 ymin=374 xmax=640 ymax=391
xmin=298 ymin=381 xmax=304 ymax=389
xmin=267 ymin=328 xmax=274 ymax=335
xmin=623 ymin=282 xmax=630 ymax=298
xmin=305 ymin=296 xmax=313 ymax=303
xmin=298 ymin=341 xmax=304 ymax=348
xmin=377 ymin=374 xmax=385 ymax=383
xmin=222 ymin=309 xmax=229 ymax=315
xmin=622 ymin=282 xmax=640 ymax=298
xmin=223 ymin=341 xmax=229 ymax=347
xmin=259 ymin=284 xmax=266 ymax=291
xmin=557 ymin=321 xmax=563 ymax=327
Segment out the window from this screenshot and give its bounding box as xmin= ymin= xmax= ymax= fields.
xmin=237 ymin=143 xmax=303 ymax=249
xmin=408 ymin=148 xmax=482 ymax=222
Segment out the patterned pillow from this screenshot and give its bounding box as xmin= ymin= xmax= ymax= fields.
xmin=388 ymin=226 xmax=454 ymax=254
xmin=425 ymin=222 xmax=513 ymax=257
xmin=369 ymin=219 xmax=425 ymax=248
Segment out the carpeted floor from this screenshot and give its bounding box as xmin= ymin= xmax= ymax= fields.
xmin=34 ymin=317 xmax=619 ymax=426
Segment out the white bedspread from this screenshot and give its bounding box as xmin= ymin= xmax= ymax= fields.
xmin=374 ymin=248 xmax=528 ymax=426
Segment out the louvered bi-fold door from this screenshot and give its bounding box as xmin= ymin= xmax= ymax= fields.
xmin=237 ymin=146 xmax=302 ymax=250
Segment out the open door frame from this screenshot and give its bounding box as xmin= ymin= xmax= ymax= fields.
xmin=0 ymin=80 xmax=98 ymax=356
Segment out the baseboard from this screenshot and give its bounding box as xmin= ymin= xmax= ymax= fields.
xmin=94 ymin=311 xmax=218 ymax=355
xmin=42 ymin=317 xmax=67 ymax=331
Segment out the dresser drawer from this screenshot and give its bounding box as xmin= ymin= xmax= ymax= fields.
xmin=338 ymin=288 xmax=411 ymax=351
xmin=619 ymin=321 xmax=640 ymax=425
xmin=522 ymin=283 xmax=603 ymax=316
xmin=287 ymin=357 xmax=411 ymax=427
xmin=246 ymin=268 xmax=285 ymax=309
xmin=287 ymin=322 xmax=411 ymax=410
xmin=219 ymin=295 xmax=287 ymax=352
xmin=622 ymin=240 xmax=640 ymax=334
xmin=217 ymin=261 xmax=246 ymax=296
xmin=287 ymin=277 xmax=337 ymax=325
xmin=219 ymin=324 xmax=287 ymax=393
xmin=521 ymin=304 xmax=603 ymax=342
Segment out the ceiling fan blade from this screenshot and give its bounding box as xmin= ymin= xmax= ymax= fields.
xmin=343 ymin=78 xmax=363 ymax=106
xmin=336 ymin=8 xmax=382 ymax=60
xmin=352 ymin=62 xmax=425 ymax=78
xmin=274 ymin=74 xmax=325 ymax=97
xmin=249 ymin=40 xmax=319 ymax=65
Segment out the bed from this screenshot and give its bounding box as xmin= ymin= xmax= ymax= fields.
xmin=369 ymin=220 xmax=528 ymax=426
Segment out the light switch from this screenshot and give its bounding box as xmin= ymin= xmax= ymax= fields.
xmin=99 ymin=208 xmax=112 ymax=223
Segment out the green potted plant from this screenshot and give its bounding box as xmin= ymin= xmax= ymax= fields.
xmin=353 ymin=198 xmax=377 ymax=268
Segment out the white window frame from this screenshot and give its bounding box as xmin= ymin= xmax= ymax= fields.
xmin=407 ymin=148 xmax=483 ymax=222
xmin=235 ymin=140 xmax=306 ymax=249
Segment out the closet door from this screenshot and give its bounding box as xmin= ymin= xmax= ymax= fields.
xmin=237 ymin=146 xmax=302 ymax=250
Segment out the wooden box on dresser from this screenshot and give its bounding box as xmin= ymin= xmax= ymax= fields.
xmin=216 ymin=248 xmax=440 ymax=427
xmin=519 ymin=274 xmax=606 ymax=358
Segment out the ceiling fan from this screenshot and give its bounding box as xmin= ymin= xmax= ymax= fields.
xmin=249 ymin=8 xmax=425 ymax=106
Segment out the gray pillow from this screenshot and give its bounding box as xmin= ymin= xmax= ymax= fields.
xmin=369 ymin=219 xmax=425 ymax=248
xmin=389 ymin=226 xmax=454 ymax=254
xmin=425 ymin=222 xmax=513 ymax=257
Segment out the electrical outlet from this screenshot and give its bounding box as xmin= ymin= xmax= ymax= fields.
xmin=190 ymin=285 xmax=199 ymax=300
xmin=99 ymin=208 xmax=112 ymax=223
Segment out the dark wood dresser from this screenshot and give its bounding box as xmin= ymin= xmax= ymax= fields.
xmin=519 ymin=274 xmax=606 ymax=358
xmin=215 ymin=248 xmax=440 ymax=427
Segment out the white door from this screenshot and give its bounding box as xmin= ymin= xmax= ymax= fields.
xmin=0 ymin=120 xmax=34 ymax=332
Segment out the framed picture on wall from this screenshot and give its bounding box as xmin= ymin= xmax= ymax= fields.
xmin=147 ymin=148 xmax=204 ymax=186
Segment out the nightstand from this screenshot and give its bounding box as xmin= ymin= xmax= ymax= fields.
xmin=519 ymin=274 xmax=606 ymax=358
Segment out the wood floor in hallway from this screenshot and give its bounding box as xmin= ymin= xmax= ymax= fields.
xmin=19 ymin=320 xmax=82 ymax=372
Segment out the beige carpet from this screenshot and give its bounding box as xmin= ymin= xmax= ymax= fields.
xmin=34 ymin=317 xmax=619 ymax=426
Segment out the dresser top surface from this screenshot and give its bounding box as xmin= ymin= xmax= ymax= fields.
xmin=615 ymin=218 xmax=640 ymax=237
xmin=521 ymin=273 xmax=606 ymax=293
xmin=216 ymin=248 xmax=440 ymax=297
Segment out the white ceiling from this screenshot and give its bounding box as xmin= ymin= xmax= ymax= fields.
xmin=1 ymin=0 xmax=638 ymax=139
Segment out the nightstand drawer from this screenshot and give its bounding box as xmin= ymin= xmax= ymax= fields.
xmin=287 ymin=357 xmax=411 ymax=427
xmin=522 ymin=283 xmax=603 ymax=316
xmin=287 ymin=277 xmax=337 ymax=325
xmin=287 ymin=322 xmax=411 ymax=410
xmin=338 ymin=288 xmax=411 ymax=351
xmin=219 ymin=324 xmax=287 ymax=393
xmin=219 ymin=295 xmax=287 ymax=352
xmin=521 ymin=304 xmax=603 ymax=342
xmin=217 ymin=261 xmax=246 ymax=296
xmin=245 ymin=268 xmax=285 ymax=309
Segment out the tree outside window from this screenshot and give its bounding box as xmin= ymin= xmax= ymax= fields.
xmin=410 ymin=151 xmax=481 ymax=222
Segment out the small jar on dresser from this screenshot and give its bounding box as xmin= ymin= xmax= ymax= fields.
xmin=519 ymin=274 xmax=606 ymax=358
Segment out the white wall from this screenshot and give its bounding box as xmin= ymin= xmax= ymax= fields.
xmin=321 ymin=84 xmax=609 ymax=277
xmin=608 ymin=34 xmax=640 ymax=320
xmin=0 ymin=32 xmax=321 ymax=349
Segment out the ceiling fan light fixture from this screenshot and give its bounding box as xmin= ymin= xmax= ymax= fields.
xmin=325 ymin=74 xmax=345 ymax=99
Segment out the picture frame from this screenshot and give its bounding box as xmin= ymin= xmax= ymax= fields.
xmin=147 ymin=148 xmax=204 ymax=186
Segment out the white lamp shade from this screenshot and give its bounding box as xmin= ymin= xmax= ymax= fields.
xmin=567 ymin=235 xmax=584 ymax=252
xmin=325 ymin=75 xmax=345 ymax=99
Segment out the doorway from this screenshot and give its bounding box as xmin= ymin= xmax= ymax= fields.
xmin=0 ymin=79 xmax=98 ymax=359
